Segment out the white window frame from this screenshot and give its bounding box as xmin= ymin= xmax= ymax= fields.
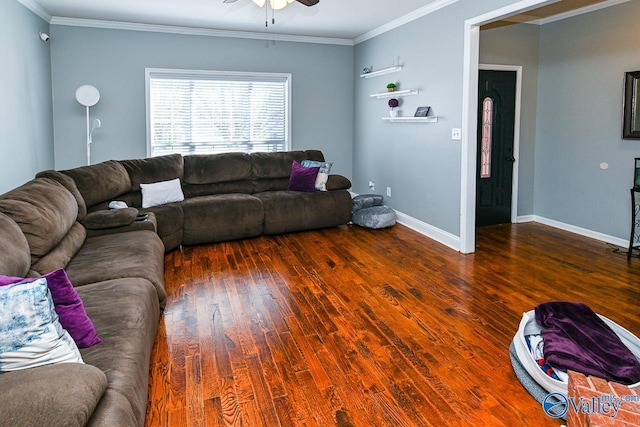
xmin=145 ymin=68 xmax=291 ymax=157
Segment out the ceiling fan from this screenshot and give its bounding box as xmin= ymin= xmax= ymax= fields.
xmin=223 ymin=0 xmax=318 ymax=8
xmin=223 ymin=0 xmax=318 ymax=26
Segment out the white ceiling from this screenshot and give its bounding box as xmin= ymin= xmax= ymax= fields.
xmin=29 ymin=0 xmax=444 ymax=41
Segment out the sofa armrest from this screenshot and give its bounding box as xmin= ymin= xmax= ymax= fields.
xmin=85 ymin=212 xmax=157 ymax=238
xmin=326 ymin=174 xmax=352 ymax=191
xmin=82 ymin=208 xmax=139 ymax=230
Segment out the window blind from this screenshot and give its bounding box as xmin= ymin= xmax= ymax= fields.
xmin=147 ymin=69 xmax=290 ymax=157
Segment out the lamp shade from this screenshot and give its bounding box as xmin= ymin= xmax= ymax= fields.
xmin=75 ymin=85 xmax=100 ymax=107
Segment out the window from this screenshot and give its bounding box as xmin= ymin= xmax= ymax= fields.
xmin=480 ymin=97 xmax=494 ymax=179
xmin=146 ymin=68 xmax=290 ymax=157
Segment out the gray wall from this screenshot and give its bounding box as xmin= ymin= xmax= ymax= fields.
xmin=479 ymin=23 xmax=540 ymax=217
xmin=49 ymin=26 xmax=354 ymax=177
xmin=353 ymin=0 xmax=525 ymax=236
xmin=534 ymin=1 xmax=640 ymax=240
xmin=0 ymin=1 xmax=53 ymax=194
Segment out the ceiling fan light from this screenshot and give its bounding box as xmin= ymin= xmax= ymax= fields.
xmin=270 ymin=0 xmax=288 ymax=10
xmin=253 ymin=0 xmax=266 ymax=7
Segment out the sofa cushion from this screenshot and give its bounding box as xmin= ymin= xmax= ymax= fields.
xmin=0 ymin=362 xmax=107 ymax=427
xmin=61 ymin=161 xmax=131 ymax=209
xmin=182 ymin=194 xmax=263 ymax=245
xmin=326 ymin=174 xmax=352 ymax=191
xmin=182 ymin=180 xmax=256 ymax=198
xmin=0 ymin=278 xmax=84 ymax=373
xmin=140 ymin=202 xmax=184 ymax=252
xmin=252 ymin=150 xmax=325 ymax=192
xmin=77 ymin=278 xmax=160 ymax=427
xmin=184 ymin=152 xmax=252 ymax=184
xmin=29 ymin=222 xmax=87 ymax=277
xmin=0 ymin=213 xmax=30 ymax=277
xmin=251 ymin=150 xmax=325 ymax=181
xmin=0 ymin=178 xmax=78 ymax=263
xmin=65 ymin=230 xmax=167 ymax=308
xmin=182 ymin=152 xmax=254 ymax=197
xmin=81 ymin=208 xmax=139 ymax=230
xmin=120 ymin=154 xmax=184 ymax=192
xmin=36 ymin=169 xmax=88 ymax=220
xmin=254 ymin=190 xmax=352 ymax=235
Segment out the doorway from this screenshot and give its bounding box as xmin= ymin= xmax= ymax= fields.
xmin=460 ymin=0 xmax=556 ymax=254
xmin=476 ymin=69 xmax=517 ymax=227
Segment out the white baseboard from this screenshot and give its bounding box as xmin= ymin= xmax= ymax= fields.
xmin=350 ymin=192 xmax=461 ymax=251
xmin=394 ymin=211 xmax=461 ymax=252
xmin=351 ymin=192 xmax=627 ymax=250
xmin=395 ymin=212 xmax=629 ymax=251
xmin=527 ymin=215 xmax=629 ymax=248
xmin=516 ymin=215 xmax=535 ymax=223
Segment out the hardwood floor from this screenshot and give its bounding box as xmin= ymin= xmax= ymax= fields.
xmin=145 ymin=223 xmax=640 ymax=426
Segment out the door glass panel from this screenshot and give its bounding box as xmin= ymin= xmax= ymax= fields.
xmin=480 ymin=97 xmax=493 ymax=178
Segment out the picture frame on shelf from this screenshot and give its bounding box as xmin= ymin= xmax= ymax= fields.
xmin=414 ymin=106 xmax=430 ymax=117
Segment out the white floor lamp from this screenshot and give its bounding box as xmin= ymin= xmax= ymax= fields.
xmin=75 ymin=85 xmax=101 ymax=165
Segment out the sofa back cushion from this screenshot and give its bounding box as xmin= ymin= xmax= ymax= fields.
xmin=29 ymin=222 xmax=86 ymax=277
xmin=36 ymin=170 xmax=88 ymax=221
xmin=182 ymin=153 xmax=254 ymax=197
xmin=251 ymin=150 xmax=325 ymax=192
xmin=61 ymin=161 xmax=131 ymax=210
xmin=0 ymin=213 xmax=30 ymax=277
xmin=120 ymin=154 xmax=184 ymax=191
xmin=0 ymin=178 xmax=78 ymax=265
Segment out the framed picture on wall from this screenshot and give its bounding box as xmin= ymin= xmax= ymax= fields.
xmin=623 ymin=71 xmax=640 ymax=139
xmin=414 ymin=106 xmax=430 ymax=117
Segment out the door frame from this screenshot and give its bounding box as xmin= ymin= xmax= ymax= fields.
xmin=478 ymin=64 xmax=522 ymax=226
xmin=460 ymin=0 xmax=557 ymax=254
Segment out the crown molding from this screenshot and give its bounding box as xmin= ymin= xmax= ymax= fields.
xmin=49 ymin=17 xmax=354 ymax=46
xmin=353 ymin=0 xmax=459 ymax=45
xmin=537 ymin=0 xmax=634 ymax=25
xmin=15 ymin=0 xmax=51 ymax=22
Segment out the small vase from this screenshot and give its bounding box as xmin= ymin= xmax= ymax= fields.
xmin=389 ymin=110 xmax=398 ymax=117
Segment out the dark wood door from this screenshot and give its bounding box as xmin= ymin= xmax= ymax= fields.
xmin=476 ymin=70 xmax=516 ymax=227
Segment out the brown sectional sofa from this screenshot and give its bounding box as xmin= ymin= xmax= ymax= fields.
xmin=0 ymin=149 xmax=351 ymax=426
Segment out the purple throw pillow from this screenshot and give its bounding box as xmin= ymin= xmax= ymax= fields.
xmin=287 ymin=160 xmax=320 ymax=192
xmin=0 ymin=269 xmax=101 ymax=348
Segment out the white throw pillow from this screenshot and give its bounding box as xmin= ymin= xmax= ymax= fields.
xmin=140 ymin=178 xmax=185 ymax=208
xmin=0 ymin=278 xmax=84 ymax=373
xmin=300 ymin=160 xmax=333 ymax=191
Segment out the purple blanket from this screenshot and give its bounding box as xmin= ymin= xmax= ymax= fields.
xmin=535 ymin=301 xmax=640 ymax=385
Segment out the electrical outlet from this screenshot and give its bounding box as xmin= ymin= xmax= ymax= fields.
xmin=386 ymin=187 xmax=391 ymax=197
xmin=452 ymin=128 xmax=462 ymax=140
xmin=368 ymin=180 xmax=375 ymax=190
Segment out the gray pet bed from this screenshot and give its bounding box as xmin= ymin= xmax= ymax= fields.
xmin=352 ymin=205 xmax=397 ymax=229
xmin=509 ymin=341 xmax=566 ymax=420
xmin=351 ymin=194 xmax=396 ymax=229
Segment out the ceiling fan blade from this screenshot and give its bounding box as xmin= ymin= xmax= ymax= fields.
xmin=296 ymin=0 xmax=319 ymax=6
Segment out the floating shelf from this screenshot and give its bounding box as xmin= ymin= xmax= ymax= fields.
xmin=360 ymin=66 xmax=402 ymax=79
xmin=370 ymin=89 xmax=418 ymax=99
xmin=382 ymin=116 xmax=438 ymax=123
